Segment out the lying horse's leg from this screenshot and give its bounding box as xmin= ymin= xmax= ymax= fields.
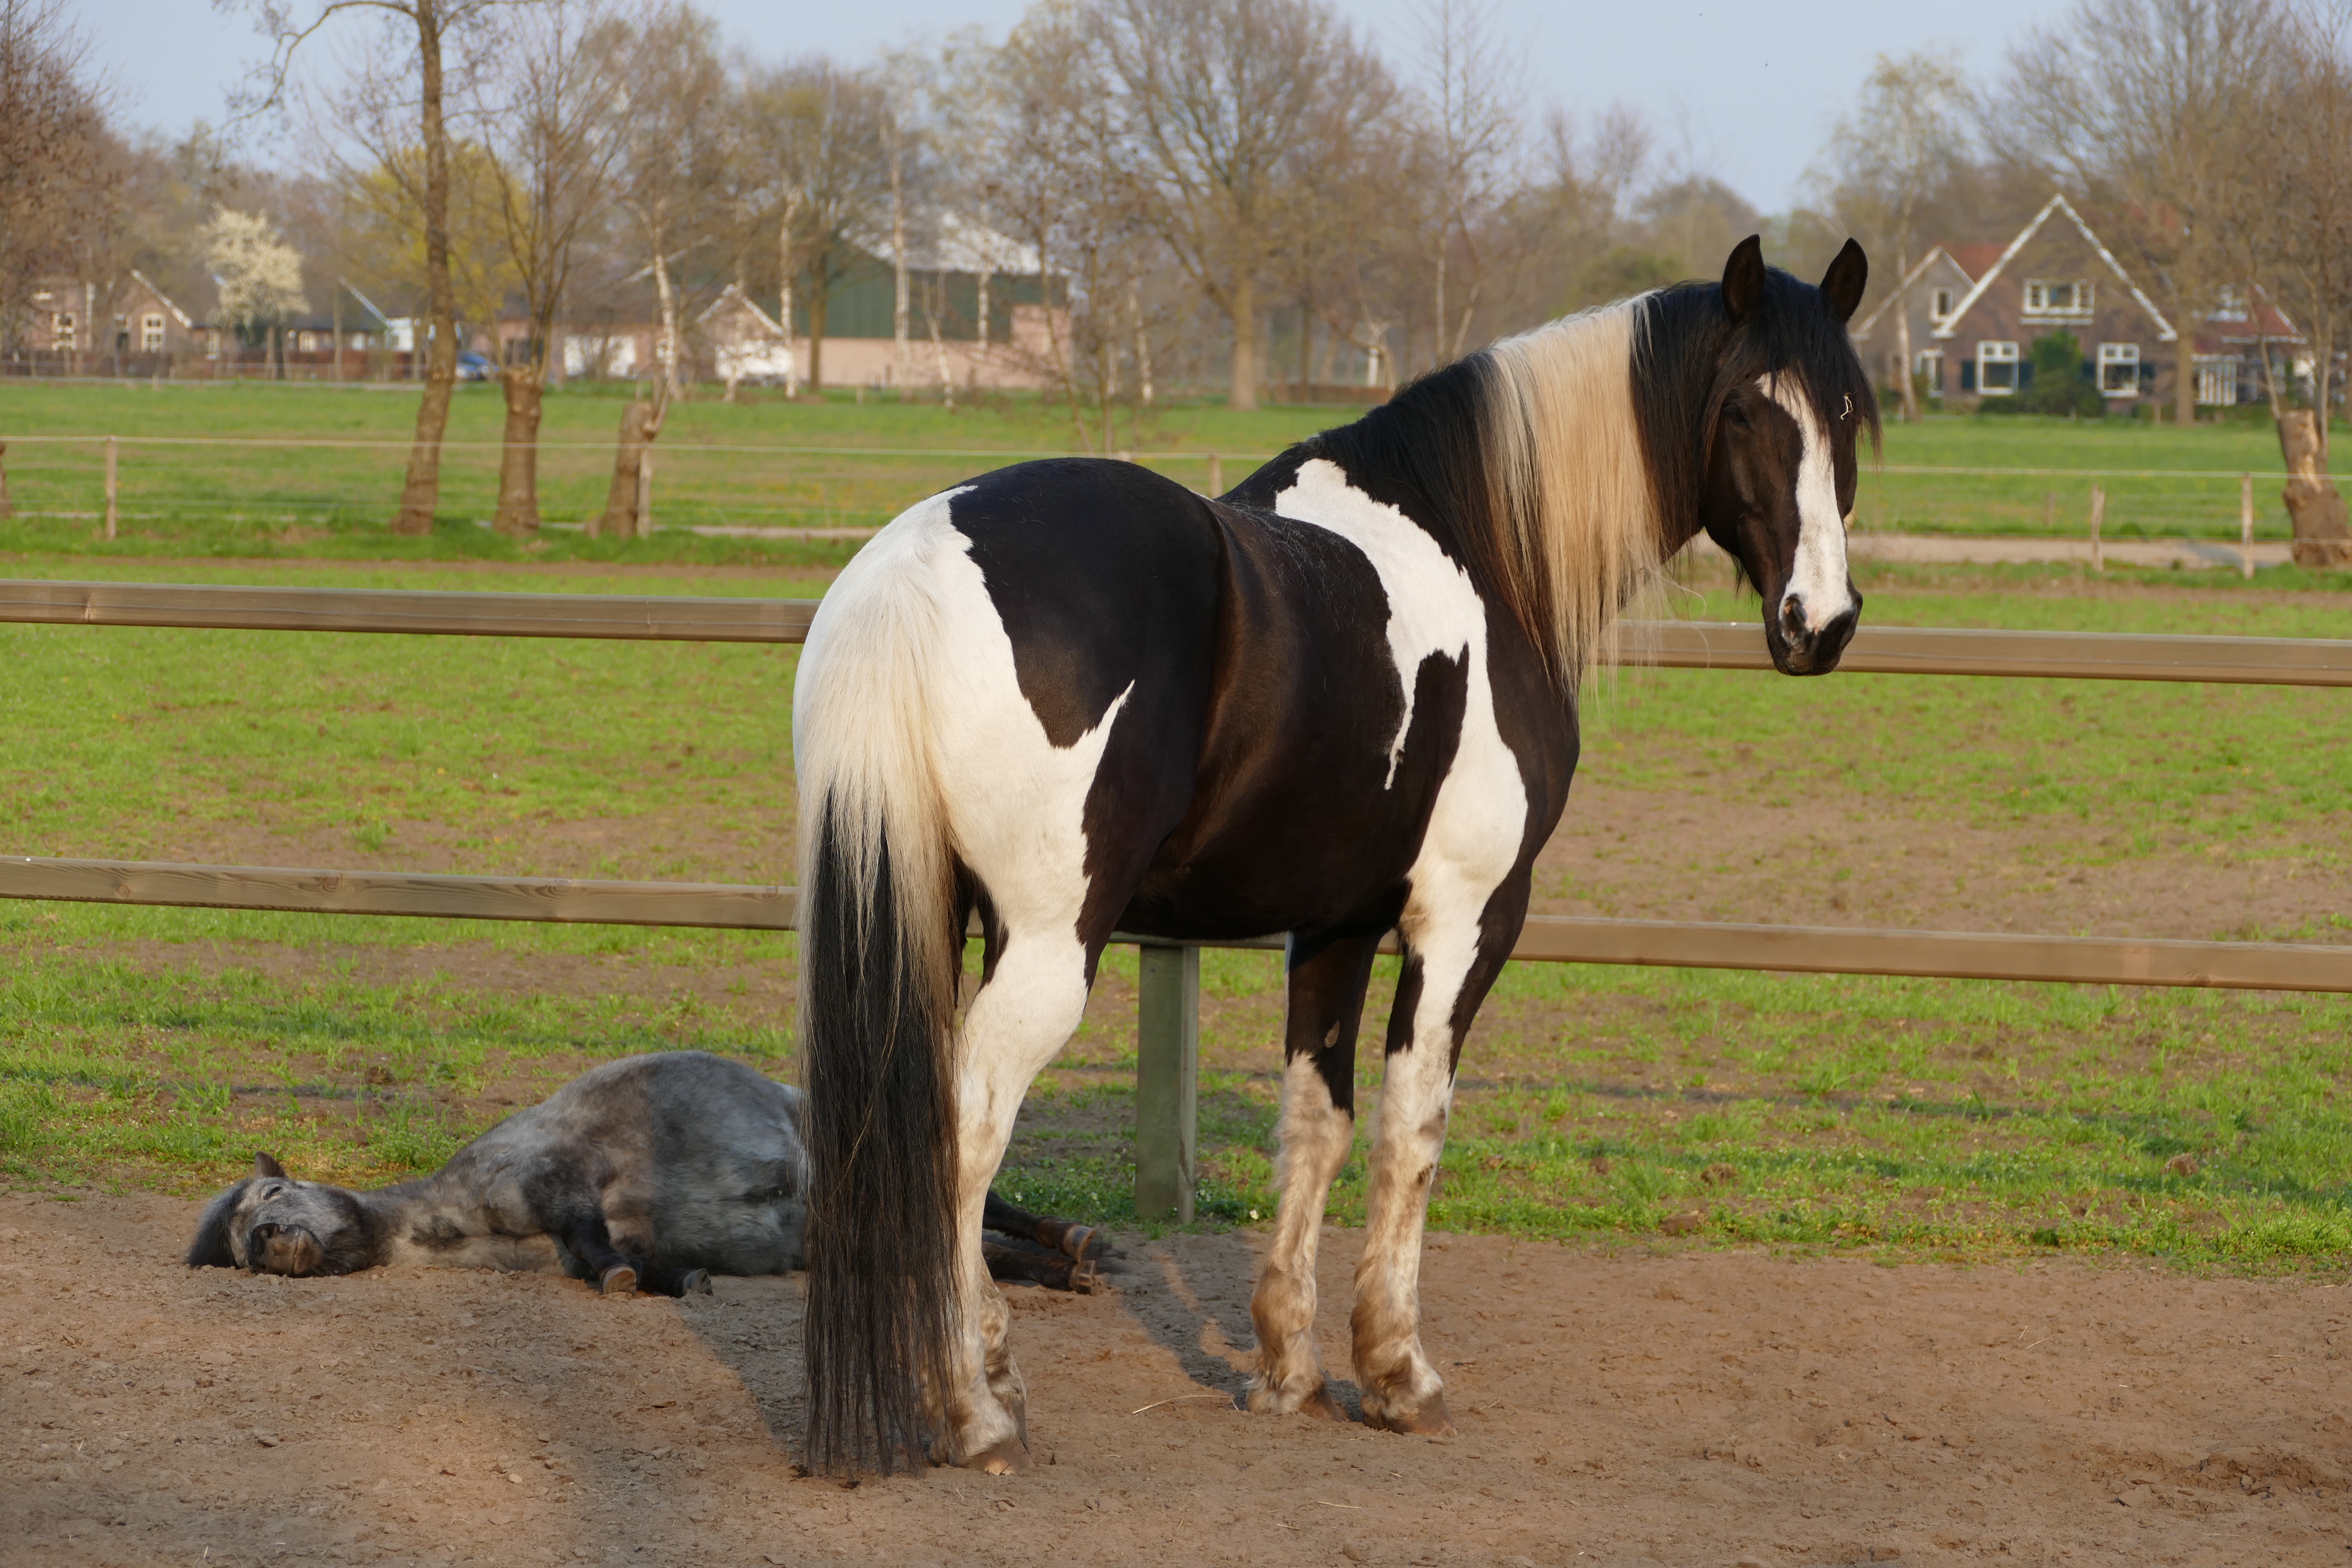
xmin=1246 ymin=929 xmax=1381 ymax=1421
xmin=934 ymin=930 xmax=1094 ymax=1472
xmin=982 ymin=1191 xmax=1104 ymax=1263
xmin=555 ymin=1211 xmax=648 ymax=1296
xmin=1351 ymin=873 xmax=1528 ymax=1436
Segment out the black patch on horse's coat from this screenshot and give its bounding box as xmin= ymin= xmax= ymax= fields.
xmin=955 ymin=459 xmax=1219 ymax=750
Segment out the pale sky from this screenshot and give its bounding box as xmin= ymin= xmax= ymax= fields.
xmin=85 ymin=1 xmax=2049 ymax=211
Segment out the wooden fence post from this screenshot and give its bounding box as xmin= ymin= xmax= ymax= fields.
xmin=103 ymin=435 xmax=117 ymax=541
xmin=2241 ymin=473 xmax=2256 ymax=580
xmin=1206 ymin=454 xmax=1222 ymax=497
xmin=2089 ymin=484 xmax=2105 ymax=573
xmin=1134 ymin=942 xmax=1198 ymax=1223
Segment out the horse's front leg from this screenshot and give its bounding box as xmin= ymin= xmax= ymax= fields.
xmin=1246 ymin=929 xmax=1380 ymax=1421
xmin=1352 ymin=875 xmax=1527 ymax=1436
xmin=932 ymin=931 xmax=1092 ymax=1473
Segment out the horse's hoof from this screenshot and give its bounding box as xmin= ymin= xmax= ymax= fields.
xmin=1364 ymin=1393 xmax=1455 ymax=1436
xmin=680 ymin=1268 xmax=713 ymax=1295
xmin=1299 ymin=1383 xmax=1352 ymax=1423
xmin=958 ymin=1437 xmax=1032 ymax=1475
xmin=1068 ymin=1259 xmax=1102 ymax=1295
xmin=599 ymin=1264 xmax=639 ymax=1295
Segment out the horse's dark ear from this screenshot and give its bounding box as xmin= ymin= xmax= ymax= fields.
xmin=1819 ymin=239 xmax=1868 ymax=323
xmin=1721 ymin=235 xmax=1766 ymax=322
xmin=254 ymin=1152 xmax=287 ymax=1179
xmin=187 ymin=1183 xmax=248 ymax=1268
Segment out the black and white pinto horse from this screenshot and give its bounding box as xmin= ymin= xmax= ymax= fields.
xmin=794 ymin=238 xmax=1877 ymax=1475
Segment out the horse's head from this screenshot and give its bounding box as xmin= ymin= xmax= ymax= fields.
xmin=185 ymin=1153 xmax=377 ymax=1277
xmin=1695 ymin=235 xmax=1876 ymax=676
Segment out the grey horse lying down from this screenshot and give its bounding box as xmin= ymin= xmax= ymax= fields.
xmin=186 ymin=1051 xmax=1105 ymax=1296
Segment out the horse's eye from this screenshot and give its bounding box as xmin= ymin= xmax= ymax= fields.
xmin=1724 ymin=404 xmax=1753 ymax=430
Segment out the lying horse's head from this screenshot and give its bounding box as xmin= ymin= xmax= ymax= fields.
xmin=1645 ymin=235 xmax=1878 ymax=676
xmin=186 ymin=1153 xmax=379 ymax=1277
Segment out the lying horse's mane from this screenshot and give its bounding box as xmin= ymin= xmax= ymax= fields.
xmin=1305 ymin=271 xmax=1880 ymax=691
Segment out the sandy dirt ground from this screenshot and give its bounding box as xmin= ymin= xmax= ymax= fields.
xmin=4 ymin=1192 xmax=2347 ymax=1568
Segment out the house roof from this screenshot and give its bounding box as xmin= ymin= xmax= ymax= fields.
xmin=1944 ymin=243 xmax=2006 ymax=282
xmin=844 ymin=213 xmax=1051 ymax=278
xmin=695 ymin=282 xmax=787 ymax=337
xmin=129 ymin=270 xmax=193 ymax=330
xmin=1932 ymin=193 xmax=2177 ymax=343
xmin=2197 ymin=285 xmax=2303 ymax=348
xmin=1851 ymin=245 xmax=1977 ymax=338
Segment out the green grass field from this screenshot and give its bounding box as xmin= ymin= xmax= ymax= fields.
xmin=3 ymin=554 xmax=2347 ymax=1272
xmin=0 ymin=380 xmax=2337 ymax=557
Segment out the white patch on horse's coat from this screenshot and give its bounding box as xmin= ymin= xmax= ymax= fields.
xmin=1271 ymin=459 xmax=1492 ymax=788
xmin=845 ymin=489 xmax=1133 ymax=1458
xmin=1267 ymin=456 xmax=1529 ymax=1425
xmin=1761 ymin=374 xmax=1855 ymax=635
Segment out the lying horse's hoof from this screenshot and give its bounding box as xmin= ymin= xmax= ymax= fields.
xmin=599 ymin=1263 xmax=640 ymax=1295
xmin=958 ymin=1436 xmax=1032 ymax=1475
xmin=679 ymin=1268 xmax=713 ymax=1296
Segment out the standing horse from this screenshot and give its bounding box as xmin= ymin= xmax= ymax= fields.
xmin=794 ymin=237 xmax=1875 ymax=1475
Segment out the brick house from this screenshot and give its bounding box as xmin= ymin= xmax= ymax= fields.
xmin=1850 ymin=194 xmax=2181 ymax=409
xmin=15 ymin=270 xmax=198 ymax=370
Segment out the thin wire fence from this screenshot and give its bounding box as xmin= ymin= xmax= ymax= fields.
xmin=0 ymin=432 xmax=2312 ymax=541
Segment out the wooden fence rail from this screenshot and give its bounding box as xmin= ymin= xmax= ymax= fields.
xmin=7 ymin=578 xmax=2351 ymax=1219
xmin=6 ymin=578 xmax=2352 ymax=685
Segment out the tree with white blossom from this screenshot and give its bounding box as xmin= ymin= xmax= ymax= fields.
xmin=203 ymin=206 xmax=308 ymax=375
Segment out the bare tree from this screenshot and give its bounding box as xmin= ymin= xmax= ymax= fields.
xmin=0 ymin=0 xmax=109 ymax=362
xmin=468 ymin=0 xmax=626 ymax=534
xmin=1410 ymin=0 xmax=1524 ymax=368
xmin=1997 ymin=0 xmax=2279 ymax=430
xmin=1093 ymin=0 xmax=1380 ymax=410
xmin=236 ymin=0 xmax=483 ymax=533
xmin=1813 ymin=51 xmax=1971 ymax=423
xmin=596 ymin=1 xmax=731 ymax=537
xmin=738 ymin=57 xmax=890 ymax=392
xmin=2247 ymin=0 xmax=2352 ymax=561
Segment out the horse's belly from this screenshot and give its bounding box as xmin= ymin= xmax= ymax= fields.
xmin=381 ymin=1230 xmax=565 ymax=1274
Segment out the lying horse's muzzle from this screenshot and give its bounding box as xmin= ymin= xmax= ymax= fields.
xmin=248 ymin=1222 xmax=325 ymax=1276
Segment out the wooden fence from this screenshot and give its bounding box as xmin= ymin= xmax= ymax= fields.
xmin=6 ymin=578 xmax=2350 ymax=1220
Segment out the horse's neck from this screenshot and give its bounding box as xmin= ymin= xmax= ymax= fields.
xmin=352 ymin=1180 xmax=438 ymax=1265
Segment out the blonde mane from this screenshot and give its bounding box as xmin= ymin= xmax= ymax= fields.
xmin=1478 ymin=300 xmax=1666 ymax=689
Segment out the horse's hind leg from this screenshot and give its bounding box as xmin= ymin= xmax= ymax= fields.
xmin=934 ymin=928 xmax=1094 ymax=1472
xmin=555 ymin=1213 xmax=647 ymax=1296
xmin=1246 ymin=930 xmax=1380 ymax=1422
xmin=1351 ymin=878 xmax=1526 ymax=1436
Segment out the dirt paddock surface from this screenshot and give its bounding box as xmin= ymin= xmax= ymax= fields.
xmin=6 ymin=1198 xmax=2349 ymax=1568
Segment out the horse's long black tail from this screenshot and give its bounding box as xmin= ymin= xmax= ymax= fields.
xmin=800 ymin=791 xmax=959 ymax=1474
xmin=795 ymin=542 xmax=964 ymax=1473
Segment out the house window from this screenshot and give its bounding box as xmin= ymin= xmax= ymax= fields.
xmin=1930 ymin=287 xmax=1955 ymax=322
xmin=2098 ymin=343 xmax=2140 ymax=395
xmin=1915 ymin=349 xmax=1945 ymax=394
xmin=298 ymin=331 xmax=317 ymax=353
xmin=1977 ymin=340 xmax=2019 ymax=394
xmin=2024 ymin=279 xmax=2093 ymax=316
xmin=142 ymin=313 xmax=165 ymax=351
xmin=52 ymin=312 xmax=76 ymax=349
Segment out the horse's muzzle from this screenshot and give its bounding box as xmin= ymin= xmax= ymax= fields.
xmin=1769 ymin=594 xmax=1861 ymax=676
xmin=248 ymin=1222 xmax=325 ymax=1276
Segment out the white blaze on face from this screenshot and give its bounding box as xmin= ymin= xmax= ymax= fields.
xmin=1760 ymin=374 xmax=1856 ymax=637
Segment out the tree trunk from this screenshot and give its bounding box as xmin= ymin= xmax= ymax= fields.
xmin=0 ymin=441 xmax=11 ymax=519
xmin=1228 ymin=272 xmax=1258 ymax=412
xmin=395 ymin=0 xmax=458 ymax=536
xmin=652 ymin=239 xmax=681 ymax=404
xmin=889 ymin=143 xmax=909 ymax=392
xmin=778 ymin=194 xmax=801 ymax=398
xmin=493 ymin=367 xmax=543 ymax=536
xmin=2174 ymin=337 xmax=2197 ymax=426
xmin=807 ymin=281 xmax=828 ymax=391
xmin=2278 ymin=408 xmax=2352 ymax=567
xmin=597 ymin=397 xmax=663 ymax=540
xmin=1893 ymin=247 xmax=1919 ymax=424
xmin=1129 ymin=277 xmax=1152 ymax=407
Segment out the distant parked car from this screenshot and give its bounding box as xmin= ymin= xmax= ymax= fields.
xmin=456 ymin=351 xmax=493 ymax=381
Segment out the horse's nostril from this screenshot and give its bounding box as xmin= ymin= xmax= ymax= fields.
xmin=1779 ymin=598 xmax=1809 ymax=638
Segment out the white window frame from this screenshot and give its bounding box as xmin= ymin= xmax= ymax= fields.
xmin=2097 ymin=342 xmax=2141 ymax=397
xmin=2024 ymin=279 xmax=2095 ymax=317
xmin=51 ymin=311 xmax=76 ymax=349
xmin=1977 ymin=340 xmax=2019 ymax=395
xmin=141 ymin=313 xmax=165 ymax=351
xmin=1929 ymin=287 xmax=1955 ymax=323
xmin=1915 ymin=349 xmax=1945 ymax=393
xmin=2195 ymin=355 xmax=2241 ymax=407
